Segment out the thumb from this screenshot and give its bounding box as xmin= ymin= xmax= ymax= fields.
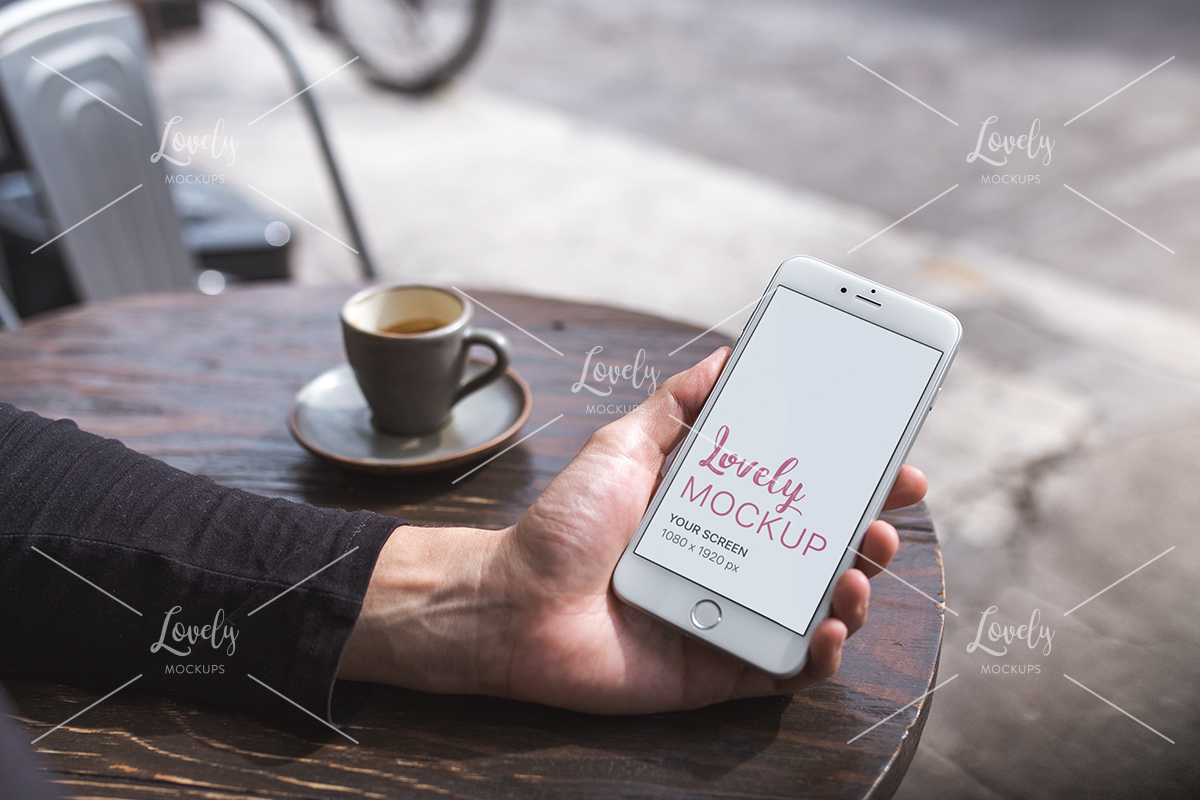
xmin=509 ymin=346 xmax=731 ymax=583
xmin=596 ymin=346 xmax=730 ymax=476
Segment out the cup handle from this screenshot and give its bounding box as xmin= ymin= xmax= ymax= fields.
xmin=454 ymin=327 xmax=512 ymax=404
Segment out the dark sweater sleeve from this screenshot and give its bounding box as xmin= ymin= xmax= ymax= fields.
xmin=0 ymin=402 xmax=403 ymax=729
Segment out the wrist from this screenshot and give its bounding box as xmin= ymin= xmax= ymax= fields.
xmin=337 ymin=524 xmax=516 ymax=696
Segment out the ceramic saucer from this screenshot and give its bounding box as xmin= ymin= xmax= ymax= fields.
xmin=289 ymin=361 xmax=533 ymax=474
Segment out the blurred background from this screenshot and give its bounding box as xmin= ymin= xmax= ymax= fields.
xmin=4 ymin=0 xmax=1198 ymax=796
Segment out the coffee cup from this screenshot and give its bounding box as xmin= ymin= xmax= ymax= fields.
xmin=341 ymin=285 xmax=512 ymax=435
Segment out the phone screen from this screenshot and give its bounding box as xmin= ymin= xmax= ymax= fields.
xmin=633 ymin=286 xmax=943 ymax=635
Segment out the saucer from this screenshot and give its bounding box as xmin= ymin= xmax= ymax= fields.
xmin=289 ymin=361 xmax=533 ymax=474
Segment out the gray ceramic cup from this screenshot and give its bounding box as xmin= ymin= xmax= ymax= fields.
xmin=341 ymin=285 xmax=512 ymax=435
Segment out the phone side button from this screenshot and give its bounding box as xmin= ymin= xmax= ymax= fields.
xmin=690 ymin=599 xmax=722 ymax=630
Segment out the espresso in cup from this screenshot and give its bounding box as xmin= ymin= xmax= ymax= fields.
xmin=381 ymin=318 xmax=444 ymax=334
xmin=341 ymin=285 xmax=511 ymax=435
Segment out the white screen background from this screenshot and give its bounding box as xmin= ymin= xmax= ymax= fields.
xmin=634 ymin=287 xmax=941 ymax=634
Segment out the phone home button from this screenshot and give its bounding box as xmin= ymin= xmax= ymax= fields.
xmin=690 ymin=599 xmax=722 ymax=630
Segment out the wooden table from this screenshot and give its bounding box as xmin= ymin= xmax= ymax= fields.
xmin=0 ymin=285 xmax=946 ymax=799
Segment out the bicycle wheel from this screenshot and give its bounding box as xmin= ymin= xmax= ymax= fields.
xmin=328 ymin=0 xmax=492 ymax=94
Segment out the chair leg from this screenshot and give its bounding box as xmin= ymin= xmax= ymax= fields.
xmin=0 ymin=247 xmax=18 ymax=329
xmin=0 ymin=286 xmax=18 ymax=329
xmin=216 ymin=0 xmax=377 ymax=280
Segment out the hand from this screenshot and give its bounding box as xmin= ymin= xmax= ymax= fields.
xmin=339 ymin=347 xmax=927 ymax=714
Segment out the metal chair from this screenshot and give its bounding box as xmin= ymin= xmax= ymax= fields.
xmin=0 ymin=0 xmax=373 ymax=315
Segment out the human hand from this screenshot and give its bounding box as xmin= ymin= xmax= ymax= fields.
xmin=339 ymin=347 xmax=927 ymax=714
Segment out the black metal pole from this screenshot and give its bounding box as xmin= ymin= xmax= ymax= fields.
xmin=216 ymin=0 xmax=376 ymax=279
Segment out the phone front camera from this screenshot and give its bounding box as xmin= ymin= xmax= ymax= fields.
xmin=840 ymin=287 xmax=847 ymax=293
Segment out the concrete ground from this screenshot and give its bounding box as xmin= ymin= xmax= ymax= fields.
xmin=147 ymin=1 xmax=1198 ymax=797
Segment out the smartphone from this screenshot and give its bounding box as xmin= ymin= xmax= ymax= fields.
xmin=612 ymin=255 xmax=961 ymax=677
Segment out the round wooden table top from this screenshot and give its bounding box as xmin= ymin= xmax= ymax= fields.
xmin=0 ymin=285 xmax=946 ymax=800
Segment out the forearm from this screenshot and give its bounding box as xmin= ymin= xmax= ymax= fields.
xmin=338 ymin=524 xmax=517 ymax=698
xmin=0 ymin=403 xmax=400 ymax=726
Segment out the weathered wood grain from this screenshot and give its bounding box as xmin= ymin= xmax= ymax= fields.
xmin=0 ymin=285 xmax=946 ymax=799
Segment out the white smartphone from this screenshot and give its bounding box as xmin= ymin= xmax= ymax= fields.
xmin=612 ymin=255 xmax=961 ymax=677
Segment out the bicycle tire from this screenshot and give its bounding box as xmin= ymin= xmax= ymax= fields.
xmin=328 ymin=0 xmax=492 ymax=94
